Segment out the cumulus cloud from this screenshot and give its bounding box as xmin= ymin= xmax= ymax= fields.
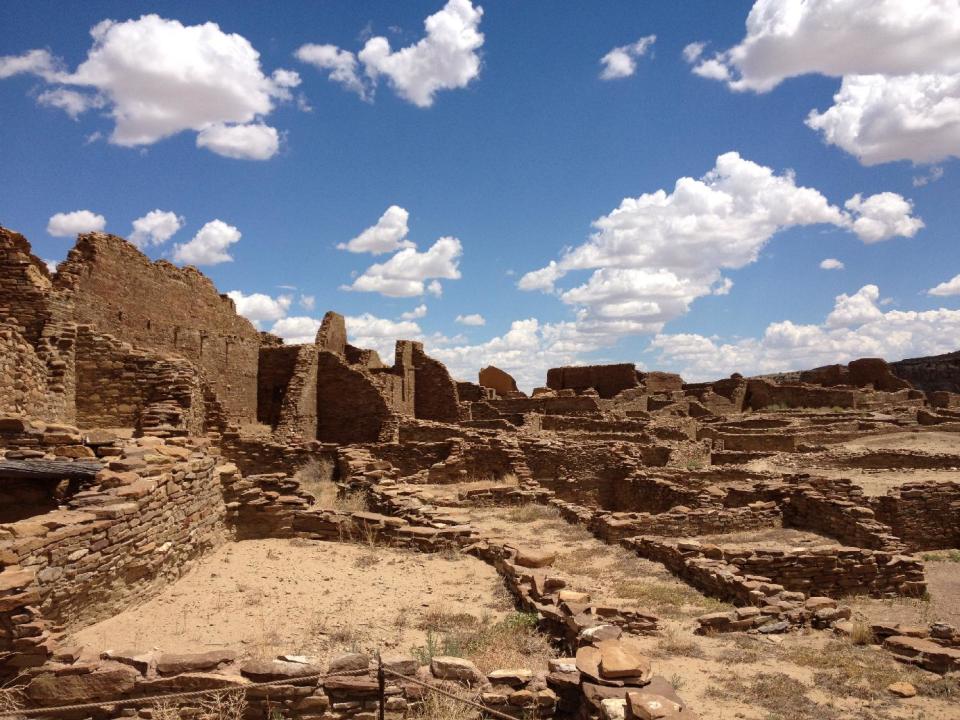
xmin=455 ymin=313 xmax=485 ymax=326
xmin=820 ymin=258 xmax=844 ymax=270
xmin=518 ymin=152 xmax=921 ymax=339
xmin=0 ymin=49 xmax=62 ymax=80
xmin=269 ymin=316 xmax=320 ymax=345
xmin=299 ymin=294 xmax=316 ymax=311
xmin=129 ymin=210 xmax=184 ymax=248
xmin=600 ymin=35 xmax=656 ymax=80
xmin=345 ymin=313 xmax=423 ymax=359
xmin=298 ymin=0 xmax=484 ymax=107
xmin=651 ymin=283 xmax=960 ymax=381
xmin=196 ymin=123 xmax=280 ymax=160
xmin=692 ymin=0 xmax=960 ymax=165
xmin=928 ymin=274 xmax=960 ymax=297
xmin=1 ymin=15 xmax=297 ymax=159
xmin=295 ymin=44 xmax=367 ymax=98
xmin=401 ymin=304 xmax=428 ymax=320
xmin=47 ymin=210 xmax=106 ymax=237
xmin=338 ymin=205 xmax=414 ymax=254
xmin=36 ymin=88 xmax=105 ymax=118
xmin=172 ymin=219 xmax=241 ymax=265
xmin=682 ymin=42 xmax=706 ymax=64
xmin=43 ymin=259 xmax=59 ymax=274
xmin=226 ymin=290 xmax=292 ymax=327
xmin=844 ymin=192 xmax=924 ymax=243
xmin=345 ymin=236 xmax=462 ymax=297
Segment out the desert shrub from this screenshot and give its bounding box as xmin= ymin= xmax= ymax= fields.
xmin=503 ymin=503 xmax=560 ymax=523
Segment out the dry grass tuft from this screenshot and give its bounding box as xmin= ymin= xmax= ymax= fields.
xmin=653 ymin=627 xmax=705 ymax=658
xmin=197 ymin=690 xmax=247 ymax=720
xmin=612 ymin=579 xmax=728 ymax=617
xmin=781 ymin=638 xmax=931 ymax=701
xmin=848 ymin=620 xmax=875 ymax=646
xmin=0 ymin=689 xmax=25 ymax=715
xmin=503 ymin=503 xmax=560 ymax=523
xmin=410 ymin=612 xmax=556 ymax=674
xmin=707 ymin=672 xmax=827 ymax=720
xmin=150 ymin=699 xmax=181 ymax=720
xmin=410 ymin=690 xmax=481 ymax=720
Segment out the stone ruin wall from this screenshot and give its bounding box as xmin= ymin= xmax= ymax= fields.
xmin=546 ymin=363 xmax=639 ymax=398
xmin=0 ymin=320 xmax=55 ymax=421
xmin=54 ymin=233 xmax=261 ymax=424
xmin=412 ymin=342 xmax=461 ymax=422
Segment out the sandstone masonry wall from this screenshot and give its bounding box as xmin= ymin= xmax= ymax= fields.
xmin=54 ymin=233 xmax=260 ymax=423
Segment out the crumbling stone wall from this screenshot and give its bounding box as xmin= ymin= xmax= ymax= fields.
xmin=74 ymin=327 xmax=206 ymax=434
xmin=316 ymin=352 xmax=393 ymax=443
xmin=0 ymin=320 xmax=54 ymax=420
xmin=871 ymin=481 xmax=960 ymax=551
xmin=547 ymin=363 xmax=640 ymax=398
xmin=54 ymin=233 xmax=260 ymax=423
xmin=413 ymin=342 xmax=460 ymax=422
xmin=257 ymin=345 xmax=301 ymax=427
xmin=479 ymin=365 xmax=518 ymax=396
xmin=745 ymin=379 xmax=857 ymax=410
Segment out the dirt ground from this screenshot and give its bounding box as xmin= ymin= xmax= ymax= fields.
xmin=746 ymin=430 xmax=960 ymax=495
xmin=847 ymin=558 xmax=960 ymax=628
xmin=68 ymin=539 xmax=512 ymax=665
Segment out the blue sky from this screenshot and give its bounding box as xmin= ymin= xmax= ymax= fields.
xmin=2 ymin=0 xmax=959 ymax=389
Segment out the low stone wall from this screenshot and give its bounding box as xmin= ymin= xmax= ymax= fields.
xmin=0 ymin=430 xmax=229 ymax=680
xmin=871 ymin=481 xmax=960 ymax=551
xmin=596 ymin=502 xmax=782 ymax=542
xmin=783 ymin=488 xmax=905 ymax=551
xmin=219 ymin=432 xmax=334 ymax=476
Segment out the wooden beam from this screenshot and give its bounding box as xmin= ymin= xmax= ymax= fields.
xmin=0 ymin=460 xmax=102 ymax=481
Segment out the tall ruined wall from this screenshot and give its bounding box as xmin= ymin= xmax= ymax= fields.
xmin=74 ymin=327 xmax=205 ymax=434
xmin=745 ymin=379 xmax=857 ymax=410
xmin=891 ymin=351 xmax=960 ymax=393
xmin=258 ymin=345 xmax=302 ymax=427
xmin=0 ymin=320 xmax=55 ymax=420
xmin=546 ymin=363 xmax=640 ymax=398
xmin=316 ymin=352 xmax=392 ymax=442
xmin=413 ymin=342 xmax=460 ymax=422
xmin=0 ymin=228 xmax=63 ymax=345
xmin=54 ymin=233 xmax=260 ymax=423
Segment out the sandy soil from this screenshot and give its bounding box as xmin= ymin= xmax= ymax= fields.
xmin=694 ymin=526 xmax=841 ymax=549
xmin=68 ymin=539 xmax=511 ymax=665
xmin=467 ymin=506 xmax=730 ymax=618
xmin=841 ymin=431 xmax=960 ymax=453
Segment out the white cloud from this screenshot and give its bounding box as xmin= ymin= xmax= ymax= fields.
xmin=2 ymin=15 xmax=297 ymax=158
xmin=43 ymin=259 xmax=59 ymax=274
xmin=295 ymin=44 xmax=367 ymax=98
xmin=47 ymin=210 xmax=106 ymax=237
xmin=682 ymin=42 xmax=706 ymax=64
xmin=129 ymin=210 xmax=184 ymax=248
xmin=36 ymin=88 xmax=104 ymax=119
xmin=694 ymin=0 xmax=960 ymax=165
xmin=455 ymin=313 xmax=485 ymax=326
xmin=652 ymin=283 xmax=960 ymax=381
xmin=913 ymin=166 xmax=945 ymax=187
xmin=928 ymin=274 xmax=960 ymax=297
xmin=820 ymin=258 xmax=844 ymax=270
xmin=226 ymin=290 xmax=292 ymax=328
xmin=196 ymin=122 xmax=280 ymax=160
xmin=270 ymin=316 xmax=321 ymax=345
xmin=401 ymin=304 xmax=428 ymax=320
xmin=300 ymin=0 xmax=484 ymax=108
xmin=600 ymin=35 xmax=656 ymax=80
xmin=0 ymin=49 xmax=61 ymax=80
xmin=346 ymin=236 xmax=462 ymax=297
xmin=806 ymin=73 xmax=960 ymax=165
xmin=844 ymin=192 xmax=924 ymax=243
xmin=299 ymin=294 xmax=316 ymax=311
xmin=172 ymin=219 xmax=241 ymax=265
xmin=518 ymin=152 xmax=921 ymax=339
xmin=825 ymin=284 xmax=884 ymax=327
xmin=338 ymin=205 xmax=414 ymax=254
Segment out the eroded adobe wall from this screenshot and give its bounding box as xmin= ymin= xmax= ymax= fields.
xmin=54 ymin=233 xmax=260 ymax=423
xmin=745 ymin=379 xmax=857 ymax=410
xmin=546 ymin=363 xmax=640 ymax=398
xmin=871 ymin=481 xmax=960 ymax=551
xmin=412 ymin=342 xmax=460 ymax=422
